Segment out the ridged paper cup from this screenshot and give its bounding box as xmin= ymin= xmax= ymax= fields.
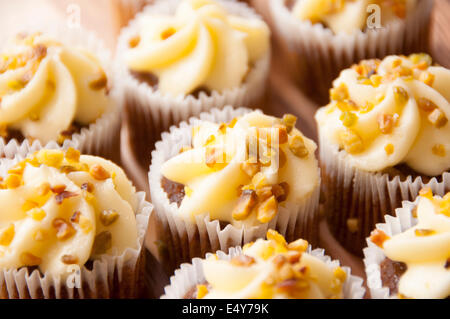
xmin=319 ymin=133 xmax=450 ymax=256
xmin=161 ymin=245 xmax=366 ymax=299
xmin=363 ymin=198 xmax=419 ymax=299
xmin=0 ymin=144 xmax=152 ymax=299
xmin=149 ymin=106 xmax=320 ymax=273
xmin=0 ymin=23 xmax=123 ymax=162
xmin=269 ymin=0 xmax=434 ymax=103
xmin=116 ymin=0 xmax=271 ymax=168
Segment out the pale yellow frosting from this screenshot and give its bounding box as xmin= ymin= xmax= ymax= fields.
xmin=161 ymin=111 xmax=319 ymax=227
xmin=316 ymin=54 xmax=450 ymax=176
xmin=382 ymin=190 xmax=450 ymax=299
xmin=125 ymin=0 xmax=270 ymax=95
xmin=197 ymin=230 xmax=346 ymax=299
xmin=0 ymin=149 xmax=138 ymax=278
xmin=292 ymin=0 xmax=417 ymax=34
xmin=0 ymin=33 xmax=110 ymax=144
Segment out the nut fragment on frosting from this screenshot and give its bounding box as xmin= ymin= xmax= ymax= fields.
xmin=376 ymin=189 xmax=450 ymax=299
xmin=292 ymin=0 xmax=417 ymax=34
xmin=195 ymin=230 xmax=346 ymax=299
xmin=0 ymin=32 xmax=111 ymax=144
xmin=315 ymin=54 xmax=450 ymax=176
xmin=161 ymin=111 xmax=319 ymax=227
xmin=125 ymin=0 xmax=270 ymax=95
xmin=0 ymin=148 xmax=138 ymax=278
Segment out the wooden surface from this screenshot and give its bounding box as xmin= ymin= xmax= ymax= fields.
xmin=1 ymin=0 xmax=448 ymax=298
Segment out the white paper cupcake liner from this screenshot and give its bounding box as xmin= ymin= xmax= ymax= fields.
xmin=0 ymin=23 xmax=123 ymax=162
xmin=363 ymin=198 xmax=419 ymax=299
xmin=319 ymin=132 xmax=449 ymax=256
xmin=161 ymin=245 xmax=366 ymax=299
xmin=0 ymin=144 xmax=152 ymax=299
xmin=269 ymin=0 xmax=434 ymax=102
xmin=115 ymin=0 xmax=271 ymax=167
xmin=149 ymin=106 xmax=320 ymax=273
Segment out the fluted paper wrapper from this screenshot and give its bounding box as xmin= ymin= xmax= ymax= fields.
xmin=319 ymin=133 xmax=450 ymax=256
xmin=161 ymin=246 xmax=365 ymax=299
xmin=149 ymin=106 xmax=320 ymax=273
xmin=0 ymin=144 xmax=152 ymax=299
xmin=269 ymin=0 xmax=434 ymax=103
xmin=363 ymin=199 xmax=419 ymax=299
xmin=0 ymin=24 xmax=122 ymax=162
xmin=116 ymin=0 xmax=270 ymax=168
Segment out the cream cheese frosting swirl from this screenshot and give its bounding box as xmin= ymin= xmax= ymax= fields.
xmin=125 ymin=0 xmax=270 ymax=95
xmin=0 ymin=148 xmax=138 ymax=278
xmin=292 ymin=0 xmax=417 ymax=34
xmin=161 ymin=111 xmax=319 ymax=227
xmin=372 ymin=189 xmax=450 ymax=299
xmin=0 ymin=33 xmax=110 ymax=144
xmin=316 ymin=54 xmax=450 ymax=176
xmin=194 ymin=230 xmax=346 ymax=299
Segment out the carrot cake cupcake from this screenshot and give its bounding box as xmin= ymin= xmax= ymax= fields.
xmin=149 ymin=107 xmax=320 ymax=272
xmin=315 ymin=54 xmax=450 ymax=255
xmin=116 ymin=0 xmax=271 ymax=167
xmin=269 ymin=0 xmax=433 ymax=102
xmin=0 ymin=148 xmax=151 ymax=298
xmin=0 ymin=31 xmax=121 ymax=160
xmin=364 ymin=188 xmax=449 ymax=299
xmin=162 ymin=230 xmax=365 ymax=299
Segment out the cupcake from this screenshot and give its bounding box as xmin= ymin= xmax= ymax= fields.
xmin=0 ymin=31 xmax=121 ymax=161
xmin=162 ymin=229 xmax=365 ymax=299
xmin=116 ymin=0 xmax=271 ymax=167
xmin=149 ymin=106 xmax=320 ymax=272
xmin=364 ymin=188 xmax=449 ymax=299
xmin=269 ymin=0 xmax=434 ymax=103
xmin=0 ymin=148 xmax=151 ymax=298
xmin=315 ymin=54 xmax=450 ymax=256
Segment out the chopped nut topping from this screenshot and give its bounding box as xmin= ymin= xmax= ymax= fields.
xmin=81 ymin=182 xmax=94 ymax=193
xmin=89 ymin=71 xmax=107 ymax=90
xmin=432 ymin=144 xmax=446 ymax=157
xmin=340 ymin=111 xmax=358 ymax=127
xmin=28 ymin=208 xmax=46 ymax=221
xmin=428 ymin=108 xmax=448 ymax=128
xmin=339 ymin=129 xmax=363 ymax=154
xmin=61 ymin=254 xmax=78 ymax=265
xmin=37 ymin=182 xmax=51 ymax=196
xmin=99 ymin=210 xmax=120 ymax=226
xmin=65 ymin=147 xmax=80 ymax=162
xmin=285 ymin=251 xmax=301 ymax=264
xmin=22 ymin=200 xmax=38 ymax=212
xmin=267 ymin=229 xmax=287 ymax=247
xmin=370 ymin=229 xmax=390 ymax=248
xmin=232 ymin=189 xmax=257 ymax=221
xmin=419 ymin=187 xmax=433 ymax=199
xmin=36 ymin=150 xmax=64 ymax=167
xmin=90 ymin=164 xmax=110 ymax=180
xmin=378 ymin=114 xmax=394 ymax=134
xmin=52 ymin=218 xmax=76 ymax=240
xmin=287 ymin=238 xmax=308 ymax=252
xmin=230 ymin=255 xmax=255 ymax=267
xmin=414 ymin=229 xmax=436 ymax=237
xmin=419 ymin=71 xmax=435 ymax=87
xmin=346 ymin=218 xmax=359 ymax=233
xmin=333 ymin=267 xmax=347 ymax=283
xmin=330 ymin=83 xmax=348 ymax=101
xmin=256 ymin=195 xmax=278 ymax=223
xmin=385 ymin=143 xmax=394 ymax=156
xmin=20 ymin=252 xmax=41 ymax=266
xmin=0 ymin=224 xmax=15 ymax=246
xmin=33 ymin=229 xmax=46 ymax=241
xmin=51 ymin=184 xmax=66 ymax=194
xmin=128 ymin=35 xmax=140 ymax=48
xmin=255 ymin=186 xmax=273 ymax=201
xmin=271 ymin=182 xmax=289 ymax=203
xmin=70 ymin=211 xmax=81 ymax=223
xmin=196 ymin=285 xmax=208 ymax=299
xmin=92 ymin=231 xmax=112 ymax=255
xmin=55 ymin=191 xmax=78 ymax=205
xmin=240 ymin=159 xmax=260 ymax=178
xmin=417 ymin=97 xmax=437 ymax=112
xmin=273 ymin=254 xmax=287 ymax=268
xmin=79 ymin=215 xmax=93 ymax=234
xmin=5 ymin=174 xmax=21 ymax=189
xmin=289 ymin=135 xmax=309 ymax=158
xmin=393 ymin=86 xmax=409 ymax=105
xmin=282 ymin=114 xmax=297 ymax=133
